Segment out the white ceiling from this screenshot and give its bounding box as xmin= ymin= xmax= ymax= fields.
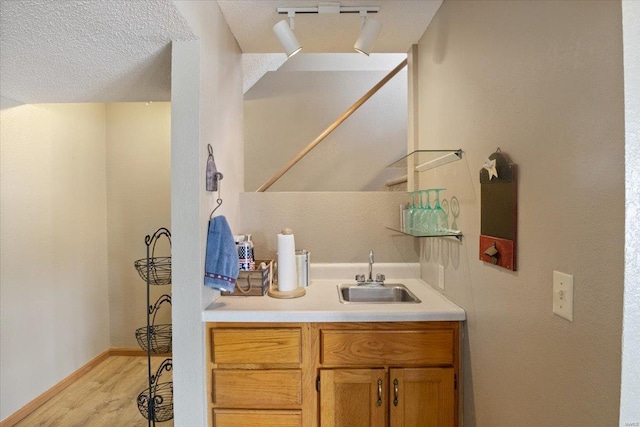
xmin=218 ymin=0 xmax=442 ymax=54
xmin=0 ymin=0 xmax=195 ymax=104
xmin=0 ymin=0 xmax=442 ymax=104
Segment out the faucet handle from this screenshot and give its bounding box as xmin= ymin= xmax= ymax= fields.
xmin=355 ymin=274 xmax=366 ymax=283
xmin=369 ymin=250 xmax=374 ymax=264
xmin=376 ymin=273 xmax=386 ymax=283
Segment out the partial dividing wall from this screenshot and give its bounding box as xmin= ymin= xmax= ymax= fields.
xmin=244 ymin=57 xmax=407 ymax=192
xmin=0 ymin=101 xmax=109 ymax=420
xmin=106 ymin=102 xmax=171 ymax=349
xmin=240 ymin=192 xmax=418 ymax=263
xmin=171 ymin=1 xmax=244 ymax=425
xmin=415 ymin=1 xmax=624 ymax=426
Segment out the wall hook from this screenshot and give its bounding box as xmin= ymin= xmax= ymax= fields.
xmin=206 ymin=144 xmax=223 ymax=192
xmin=207 ymin=144 xmax=224 ymax=218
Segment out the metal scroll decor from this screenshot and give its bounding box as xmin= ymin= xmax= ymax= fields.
xmin=134 ymin=228 xmax=173 ymax=425
xmin=479 ymin=148 xmax=518 ymax=271
xmin=137 ymin=359 xmax=174 ymax=423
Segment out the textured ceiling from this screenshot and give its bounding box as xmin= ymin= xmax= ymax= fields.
xmin=0 ymin=0 xmax=441 ymax=104
xmin=0 ymin=0 xmax=195 ymax=104
xmin=218 ymin=0 xmax=442 ymax=54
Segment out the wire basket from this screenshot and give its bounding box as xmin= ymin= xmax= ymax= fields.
xmin=137 ymin=382 xmax=173 ymax=422
xmin=134 ymin=256 xmax=171 ymax=286
xmin=135 ymin=324 xmax=172 ymax=354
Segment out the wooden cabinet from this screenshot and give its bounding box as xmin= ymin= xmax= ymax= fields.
xmin=389 ymin=368 xmax=455 ymax=427
xmin=319 ymin=369 xmax=386 ymax=427
xmin=316 ymin=322 xmax=459 ymax=427
xmin=207 ymin=323 xmax=313 ymax=427
xmin=319 ymin=367 xmax=455 ymax=427
xmin=207 ymin=321 xmax=459 ymax=427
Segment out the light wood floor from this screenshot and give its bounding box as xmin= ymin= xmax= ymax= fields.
xmin=14 ymin=356 xmax=173 ymax=427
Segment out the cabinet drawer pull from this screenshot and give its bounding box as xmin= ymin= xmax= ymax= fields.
xmin=393 ymin=378 xmax=399 ymax=406
xmin=377 ymin=378 xmax=383 ymax=407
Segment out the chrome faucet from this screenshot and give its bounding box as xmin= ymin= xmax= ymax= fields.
xmin=355 ymin=250 xmax=385 ymax=285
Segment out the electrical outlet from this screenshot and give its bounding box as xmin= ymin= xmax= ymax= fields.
xmin=553 ymin=271 xmax=574 ymax=321
xmin=438 ymin=265 xmax=445 ymax=290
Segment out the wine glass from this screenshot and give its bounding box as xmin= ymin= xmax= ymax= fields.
xmin=432 ymin=189 xmax=448 ymax=234
xmin=407 ymin=192 xmax=418 ymax=234
xmin=421 ymin=190 xmax=434 ymax=235
xmin=441 ymin=198 xmax=450 ymax=232
xmin=415 ymin=191 xmax=429 ymax=235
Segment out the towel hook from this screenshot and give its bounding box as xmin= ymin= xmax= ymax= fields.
xmin=207 ymin=144 xmax=224 ymax=218
xmin=210 ymin=179 xmax=223 ymax=219
xmin=206 ymin=144 xmax=223 ymax=192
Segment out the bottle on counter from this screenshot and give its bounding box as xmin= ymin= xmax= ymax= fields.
xmin=236 ymin=234 xmax=255 ymax=271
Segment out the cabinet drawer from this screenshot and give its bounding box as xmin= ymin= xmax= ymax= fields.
xmin=213 ymin=409 xmax=302 ymax=427
xmin=211 ymin=328 xmax=301 ymax=364
xmin=320 ymin=329 xmax=454 ymax=366
xmin=213 ymin=369 xmax=302 ymax=407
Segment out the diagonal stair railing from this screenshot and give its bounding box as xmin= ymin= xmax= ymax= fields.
xmin=256 ymin=58 xmax=408 ymax=192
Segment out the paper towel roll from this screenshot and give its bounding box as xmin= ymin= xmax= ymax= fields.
xmin=277 ymin=231 xmax=297 ymax=292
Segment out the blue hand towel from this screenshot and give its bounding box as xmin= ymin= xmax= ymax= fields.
xmin=204 ymin=216 xmax=239 ymax=293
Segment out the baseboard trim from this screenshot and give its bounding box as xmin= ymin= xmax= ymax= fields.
xmin=109 ymin=347 xmax=171 ymax=358
xmin=0 ymin=348 xmax=159 ymax=427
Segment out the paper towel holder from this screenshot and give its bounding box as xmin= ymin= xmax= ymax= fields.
xmin=268 ymin=227 xmax=306 ymax=299
xmin=267 ymin=260 xmax=306 ymax=299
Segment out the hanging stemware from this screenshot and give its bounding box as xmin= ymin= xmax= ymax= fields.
xmin=432 ymin=188 xmax=448 ymax=234
xmin=415 ymin=191 xmax=429 ymax=235
xmin=407 ymin=192 xmax=418 ymax=234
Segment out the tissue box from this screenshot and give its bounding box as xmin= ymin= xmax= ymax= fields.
xmin=222 ymin=260 xmax=273 ymax=296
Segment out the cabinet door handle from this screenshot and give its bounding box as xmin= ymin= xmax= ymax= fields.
xmin=393 ymin=378 xmax=399 ymax=406
xmin=377 ymin=378 xmax=383 ymax=407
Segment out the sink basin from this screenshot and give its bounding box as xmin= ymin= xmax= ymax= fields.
xmin=337 ymin=283 xmax=421 ymax=304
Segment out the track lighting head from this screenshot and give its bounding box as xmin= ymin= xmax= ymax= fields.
xmin=354 ymin=15 xmax=382 ymax=56
xmin=274 ymin=3 xmax=381 ymax=56
xmin=272 ymin=19 xmax=302 ymax=58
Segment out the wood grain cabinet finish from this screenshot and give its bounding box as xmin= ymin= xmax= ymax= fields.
xmin=319 ymin=367 xmax=455 ymax=427
xmin=208 ymin=324 xmax=313 ymax=427
xmin=207 ymin=321 xmax=460 ymax=427
xmin=319 ymin=368 xmax=386 ymax=427
xmin=320 ymin=329 xmax=455 ymax=366
xmin=213 ymin=409 xmax=302 ymax=427
xmin=389 ymin=368 xmax=455 ymax=427
xmin=316 ymin=322 xmax=459 ymax=427
xmin=211 ymin=328 xmax=301 ymax=365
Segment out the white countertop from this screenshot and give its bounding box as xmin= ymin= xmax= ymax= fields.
xmin=202 ymin=263 xmax=466 ymax=323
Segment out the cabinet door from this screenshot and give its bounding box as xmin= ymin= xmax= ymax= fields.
xmin=320 ymin=369 xmax=386 ymax=427
xmin=389 ymin=368 xmax=455 ymax=427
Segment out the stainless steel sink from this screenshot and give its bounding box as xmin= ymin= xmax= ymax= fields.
xmin=337 ymin=283 xmax=421 ymax=304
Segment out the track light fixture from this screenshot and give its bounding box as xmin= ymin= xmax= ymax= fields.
xmin=274 ymin=3 xmax=382 ymax=57
xmin=272 ymin=12 xmax=302 ymax=58
xmin=354 ymin=11 xmax=382 ymax=56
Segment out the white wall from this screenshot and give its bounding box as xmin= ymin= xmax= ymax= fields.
xmin=106 ymin=102 xmax=172 ymax=348
xmin=415 ymin=1 xmax=625 ymax=425
xmin=0 ymin=101 xmax=110 ymax=420
xmin=240 ymin=192 xmax=418 ymax=263
xmin=621 ymin=1 xmax=640 ymax=425
xmin=171 ymin=1 xmax=244 ymax=426
xmin=244 ymin=56 xmax=407 ymax=192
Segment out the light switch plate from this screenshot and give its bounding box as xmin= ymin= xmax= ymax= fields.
xmin=553 ymin=271 xmax=573 ymax=321
xmin=438 ymin=265 xmax=445 ymax=290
